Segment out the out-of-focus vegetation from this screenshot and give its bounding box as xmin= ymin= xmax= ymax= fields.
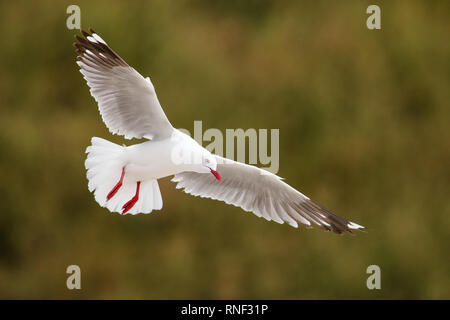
xmin=0 ymin=0 xmax=449 ymax=299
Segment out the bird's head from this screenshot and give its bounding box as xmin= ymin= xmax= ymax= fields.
xmin=202 ymin=152 xmax=221 ymax=181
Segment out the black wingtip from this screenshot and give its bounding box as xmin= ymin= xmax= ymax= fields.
xmin=75 ymin=34 xmax=84 ymax=42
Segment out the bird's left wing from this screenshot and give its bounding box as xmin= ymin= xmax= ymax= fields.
xmin=75 ymin=29 xmax=173 ymax=140
xmin=172 ymin=156 xmax=364 ymax=234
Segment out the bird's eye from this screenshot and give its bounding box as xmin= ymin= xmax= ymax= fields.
xmin=205 ymin=159 xmax=210 ymax=163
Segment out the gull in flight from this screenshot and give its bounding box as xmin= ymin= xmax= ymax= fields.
xmin=75 ymin=29 xmax=364 ymax=234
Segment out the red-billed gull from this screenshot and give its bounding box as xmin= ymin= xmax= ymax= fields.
xmin=75 ymin=29 xmax=364 ymax=234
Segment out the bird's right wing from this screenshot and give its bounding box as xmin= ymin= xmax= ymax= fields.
xmin=75 ymin=29 xmax=174 ymax=140
xmin=172 ymin=156 xmax=365 ymax=234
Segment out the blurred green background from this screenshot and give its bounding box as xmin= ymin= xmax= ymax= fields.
xmin=0 ymin=0 xmax=449 ymax=299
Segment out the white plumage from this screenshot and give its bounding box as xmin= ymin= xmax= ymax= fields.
xmin=85 ymin=137 xmax=162 ymax=214
xmin=75 ymin=29 xmax=364 ymax=234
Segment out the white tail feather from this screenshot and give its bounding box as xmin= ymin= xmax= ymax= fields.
xmin=85 ymin=137 xmax=163 ymax=215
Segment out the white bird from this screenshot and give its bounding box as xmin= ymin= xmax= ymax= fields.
xmin=75 ymin=29 xmax=365 ymax=234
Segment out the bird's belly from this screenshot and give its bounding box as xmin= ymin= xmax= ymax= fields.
xmin=122 ymin=140 xmax=187 ymax=181
xmin=125 ymin=162 xmax=181 ymax=181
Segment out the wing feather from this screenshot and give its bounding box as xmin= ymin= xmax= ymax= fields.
xmin=75 ymin=29 xmax=173 ymax=140
xmin=172 ymin=156 xmax=365 ymax=234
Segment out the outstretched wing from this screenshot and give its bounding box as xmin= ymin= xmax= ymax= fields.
xmin=172 ymin=156 xmax=364 ymax=234
xmin=75 ymin=29 xmax=173 ymax=140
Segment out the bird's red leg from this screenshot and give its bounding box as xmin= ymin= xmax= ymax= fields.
xmin=122 ymin=181 xmax=141 ymax=214
xmin=107 ymin=167 xmax=125 ymax=201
